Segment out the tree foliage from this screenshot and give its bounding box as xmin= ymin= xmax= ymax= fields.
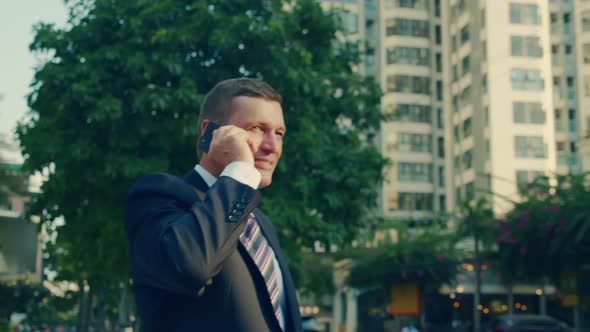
xmin=0 ymin=279 xmax=74 ymax=327
xmin=495 ymin=173 xmax=590 ymax=283
xmin=345 ymin=225 xmax=462 ymax=292
xmin=17 ymin=0 xmax=387 ymax=294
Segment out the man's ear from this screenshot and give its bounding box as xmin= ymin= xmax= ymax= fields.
xmin=200 ymin=119 xmax=211 ymax=136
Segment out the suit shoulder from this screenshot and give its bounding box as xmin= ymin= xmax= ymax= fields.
xmin=126 ymin=172 xmax=195 ymax=202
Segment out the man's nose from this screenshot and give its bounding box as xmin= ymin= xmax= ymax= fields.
xmin=259 ymin=132 xmax=281 ymax=153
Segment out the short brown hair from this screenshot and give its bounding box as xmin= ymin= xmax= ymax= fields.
xmin=197 ymin=78 xmax=282 ymax=155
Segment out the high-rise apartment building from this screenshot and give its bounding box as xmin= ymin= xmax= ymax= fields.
xmin=550 ymin=0 xmax=583 ymax=174
xmin=575 ymin=1 xmax=590 ymax=136
xmin=322 ymin=1 xmax=589 ymax=330
xmin=444 ymin=0 xmax=558 ymax=213
xmin=323 ymin=0 xmax=588 ymax=217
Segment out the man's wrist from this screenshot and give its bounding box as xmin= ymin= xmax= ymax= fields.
xmin=221 ymin=161 xmax=261 ymax=189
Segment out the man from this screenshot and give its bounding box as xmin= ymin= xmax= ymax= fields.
xmin=124 ymin=78 xmax=302 ymax=332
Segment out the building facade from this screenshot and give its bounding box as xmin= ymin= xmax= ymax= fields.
xmin=324 ymin=0 xmax=590 ymax=331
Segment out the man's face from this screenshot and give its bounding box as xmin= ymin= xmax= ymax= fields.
xmin=226 ymin=96 xmax=285 ymax=188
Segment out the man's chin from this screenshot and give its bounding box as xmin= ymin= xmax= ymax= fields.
xmin=258 ymin=174 xmax=273 ymax=188
xmin=256 ymin=169 xmax=274 ymax=187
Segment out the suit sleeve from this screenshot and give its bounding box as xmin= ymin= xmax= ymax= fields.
xmin=124 ymin=173 xmax=261 ymax=298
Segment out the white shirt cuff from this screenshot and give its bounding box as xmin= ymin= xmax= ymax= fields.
xmin=221 ymin=161 xmax=261 ymax=189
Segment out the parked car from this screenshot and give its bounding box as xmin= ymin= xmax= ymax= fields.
xmin=489 ymin=314 xmax=570 ymax=332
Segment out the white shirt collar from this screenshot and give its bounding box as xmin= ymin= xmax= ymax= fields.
xmin=194 ymin=164 xmax=216 ymax=188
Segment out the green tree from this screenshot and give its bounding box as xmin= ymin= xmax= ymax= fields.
xmin=0 ymin=279 xmax=75 ymax=328
xmin=496 ymin=173 xmax=590 ymax=283
xmin=17 ymin=0 xmax=388 ymax=325
xmin=345 ymin=224 xmax=461 ymax=292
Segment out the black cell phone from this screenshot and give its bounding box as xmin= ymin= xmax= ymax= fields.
xmin=199 ymin=122 xmax=220 ymax=153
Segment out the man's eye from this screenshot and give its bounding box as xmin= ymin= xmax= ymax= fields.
xmin=275 ymin=131 xmax=285 ymax=137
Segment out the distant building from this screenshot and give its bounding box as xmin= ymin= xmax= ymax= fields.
xmin=320 ymin=0 xmax=590 ymax=331
xmin=0 ymin=136 xmax=41 ymax=281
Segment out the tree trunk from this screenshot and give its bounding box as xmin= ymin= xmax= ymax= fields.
xmin=507 ymin=284 xmax=514 ymax=315
xmin=76 ymin=282 xmax=85 ymax=332
xmin=77 ymin=281 xmax=92 ymax=332
xmin=118 ymin=282 xmax=130 ymax=332
xmin=93 ymin=284 xmax=106 ymax=332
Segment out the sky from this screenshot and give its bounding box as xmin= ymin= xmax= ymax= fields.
xmin=0 ymin=1 xmax=68 ymax=155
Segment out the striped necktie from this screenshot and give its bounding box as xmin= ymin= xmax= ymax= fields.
xmin=240 ymin=213 xmax=283 ymax=328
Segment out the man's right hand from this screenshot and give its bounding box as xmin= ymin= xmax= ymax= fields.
xmin=201 ymin=125 xmax=256 ymax=177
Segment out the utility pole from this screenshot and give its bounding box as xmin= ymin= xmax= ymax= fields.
xmin=473 ymin=213 xmax=481 ymax=332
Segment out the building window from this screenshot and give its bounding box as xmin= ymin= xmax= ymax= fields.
xmin=439 ymin=195 xmax=446 ymax=212
xmin=465 ymin=182 xmax=475 ymax=201
xmin=566 ymin=76 xmax=575 ymax=88
xmin=438 ymin=166 xmax=445 ymax=186
xmin=583 ymin=44 xmax=590 ymax=64
xmin=565 ymin=44 xmax=573 ymax=54
xmin=452 ymin=95 xmax=459 ymax=112
xmin=438 ymin=136 xmax=445 ymax=157
xmin=515 ymin=170 xmax=543 ymax=187
xmin=386 ymin=47 xmax=430 ymax=66
xmin=511 ymin=68 xmax=544 ymax=91
xmin=436 ymin=80 xmax=443 ymax=101
xmin=386 ymin=75 xmax=431 ymax=94
xmin=461 ymin=55 xmax=471 ymax=76
xmin=436 ymin=53 xmax=442 ymax=73
xmin=553 ymin=76 xmax=561 ymax=88
xmin=437 ymin=108 xmax=444 ymax=129
xmin=511 ymin=36 xmax=543 ymax=57
xmin=434 ymin=0 xmax=441 ymax=17
xmin=463 ymin=149 xmax=473 ymax=169
xmin=395 ymin=104 xmax=432 ymax=123
xmin=384 ymin=0 xmax=429 ymax=10
xmin=398 ymin=192 xmax=434 ymax=211
xmin=460 ymin=24 xmax=470 ymax=45
xmin=388 ymin=192 xmax=399 ymax=210
xmin=435 ymin=25 xmax=442 ymax=45
xmin=509 ymin=3 xmax=541 ymax=25
xmin=337 ymin=12 xmax=359 ymax=34
xmin=398 ymin=162 xmax=433 ymax=182
xmin=385 ymin=18 xmax=429 ymax=37
xmin=568 ymin=109 xmax=575 ymax=121
xmin=583 ymin=10 xmax=590 ymax=32
xmin=513 ymin=102 xmax=545 ymax=124
xmin=397 ymin=133 xmax=433 ymax=152
xmin=514 ymin=136 xmax=546 ymax=158
xmin=463 ymin=117 xmax=472 ymax=138
xmin=459 ymin=85 xmax=471 ymax=105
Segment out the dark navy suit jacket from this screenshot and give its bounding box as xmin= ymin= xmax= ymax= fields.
xmin=124 ymin=170 xmax=302 ymax=332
